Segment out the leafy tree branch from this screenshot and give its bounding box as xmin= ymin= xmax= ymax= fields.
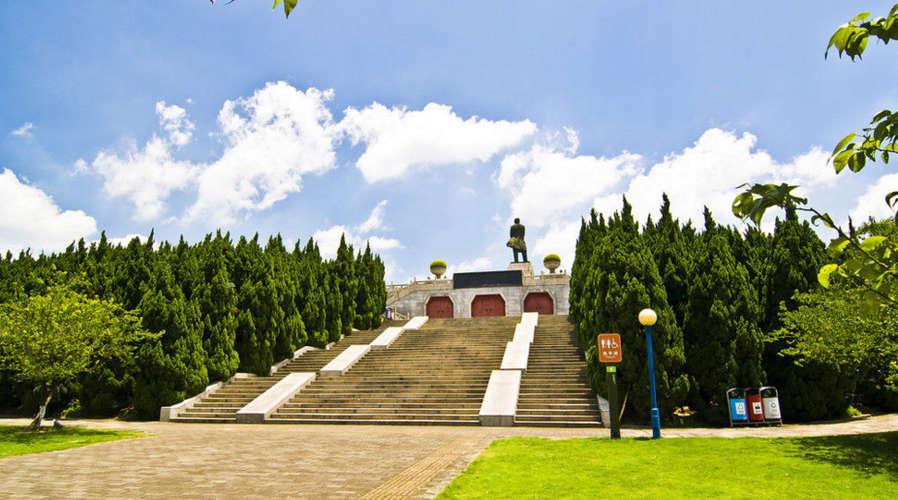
xmin=734 ymin=4 xmax=898 ymax=313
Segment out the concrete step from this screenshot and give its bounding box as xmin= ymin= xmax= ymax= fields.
xmin=266 ymin=417 xmax=481 ymax=426
xmin=270 ymin=412 xmax=479 ymax=421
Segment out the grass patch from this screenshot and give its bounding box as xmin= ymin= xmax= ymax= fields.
xmin=437 ymin=432 xmax=898 ymax=499
xmin=0 ymin=425 xmax=147 ymax=459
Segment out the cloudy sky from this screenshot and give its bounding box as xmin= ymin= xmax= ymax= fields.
xmin=2 ymin=1 xmax=898 ymax=283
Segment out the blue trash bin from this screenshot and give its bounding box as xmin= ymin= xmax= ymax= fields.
xmin=727 ymin=388 xmax=748 ymax=426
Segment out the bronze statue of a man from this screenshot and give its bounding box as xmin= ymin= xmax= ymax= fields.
xmin=507 ymin=218 xmax=528 ymax=263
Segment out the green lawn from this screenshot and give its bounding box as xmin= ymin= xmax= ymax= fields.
xmin=0 ymin=425 xmax=147 ymax=459
xmin=437 ymin=432 xmax=898 ymax=499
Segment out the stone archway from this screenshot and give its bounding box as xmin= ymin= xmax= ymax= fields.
xmin=471 ymin=294 xmax=506 ymax=317
xmin=523 ymin=292 xmax=554 ymax=315
xmin=426 ymin=296 xmax=454 ymax=318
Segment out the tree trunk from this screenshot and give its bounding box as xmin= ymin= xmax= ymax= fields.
xmin=26 ymin=383 xmax=56 ymax=432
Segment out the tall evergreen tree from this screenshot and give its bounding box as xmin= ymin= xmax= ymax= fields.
xmin=682 ymin=209 xmax=765 ymax=423
xmin=132 ymin=257 xmax=209 ymax=418
xmin=573 ymin=198 xmax=688 ymax=422
xmin=644 ymin=194 xmax=694 ymax=329
xmin=332 ymin=235 xmax=358 ymax=338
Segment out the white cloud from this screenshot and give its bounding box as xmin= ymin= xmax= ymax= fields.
xmin=312 ymin=225 xmax=349 ymax=259
xmin=496 ymin=128 xmax=838 ymax=277
xmin=314 ymin=200 xmax=405 ymax=258
xmin=358 ymin=200 xmax=389 ymax=233
xmin=12 ymin=122 xmax=35 ymax=138
xmin=612 ymin=128 xmax=832 ymax=228
xmin=341 ymin=102 xmax=536 ymax=182
xmin=0 ymin=169 xmax=97 ymax=254
xmin=82 ymin=102 xmax=200 ymax=220
xmin=366 ymin=235 xmax=403 ymax=252
xmin=106 ymin=233 xmax=150 ymax=248
xmin=155 ymin=101 xmax=195 ymax=147
xmin=451 ymin=256 xmax=494 ymax=275
xmin=185 ymin=83 xmax=339 ymax=224
xmin=849 ymin=172 xmax=898 ymax=223
xmin=532 ymin=221 xmax=580 ymax=273
xmin=90 ymin=135 xmax=199 ymax=221
xmin=312 ymin=227 xmax=404 ymax=258
xmin=82 ymin=83 xmax=340 ymax=225
xmin=563 ymin=127 xmax=580 ymax=156
xmin=498 ymin=144 xmax=641 ymax=227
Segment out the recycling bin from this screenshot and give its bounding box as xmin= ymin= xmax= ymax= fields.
xmin=745 ymin=387 xmax=765 ymax=422
xmin=760 ymin=386 xmax=782 ymax=424
xmin=727 ymin=388 xmax=748 ymax=426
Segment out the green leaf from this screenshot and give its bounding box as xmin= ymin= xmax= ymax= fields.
xmin=860 ymin=235 xmax=887 ymax=252
xmin=859 ymin=262 xmax=882 ymax=281
xmin=872 ymin=109 xmax=892 ymax=122
xmin=832 ymin=149 xmax=854 ymax=173
xmin=272 ymin=0 xmax=298 ymax=17
xmin=852 ymin=12 xmax=872 ymax=23
xmin=886 ymin=190 xmax=898 ymax=208
xmin=844 ymin=258 xmax=862 ymax=273
xmin=818 ymin=264 xmax=839 ymax=288
xmin=811 ymin=213 xmax=837 ymax=229
xmin=827 ymin=237 xmax=851 ymax=256
xmin=832 ymin=132 xmax=857 ymax=156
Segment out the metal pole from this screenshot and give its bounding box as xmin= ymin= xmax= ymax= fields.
xmin=645 ymin=323 xmax=661 ymax=439
xmin=606 ymin=365 xmax=620 ymax=439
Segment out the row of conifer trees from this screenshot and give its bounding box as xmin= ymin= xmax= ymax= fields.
xmin=0 ymin=231 xmax=387 ymax=419
xmin=570 ymin=194 xmax=868 ymax=424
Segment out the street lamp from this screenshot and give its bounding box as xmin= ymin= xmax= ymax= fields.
xmin=638 ymin=308 xmax=661 ymax=439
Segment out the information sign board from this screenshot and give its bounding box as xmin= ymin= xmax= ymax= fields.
xmin=597 ymin=334 xmax=622 ymax=363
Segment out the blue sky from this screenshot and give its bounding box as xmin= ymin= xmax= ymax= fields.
xmin=2 ymin=1 xmax=898 ymax=283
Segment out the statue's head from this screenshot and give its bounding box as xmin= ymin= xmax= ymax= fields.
xmin=514 ymin=218 xmax=520 ymax=224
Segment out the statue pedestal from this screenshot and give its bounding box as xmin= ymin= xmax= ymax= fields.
xmin=508 ymin=262 xmax=534 ymax=278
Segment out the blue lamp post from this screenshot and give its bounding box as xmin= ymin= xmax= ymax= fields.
xmin=638 ymin=308 xmax=662 ymax=439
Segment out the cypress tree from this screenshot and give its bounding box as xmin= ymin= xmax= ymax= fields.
xmin=368 ymin=251 xmax=387 ymax=329
xmin=682 ymin=208 xmax=765 ymax=424
xmin=760 ymin=207 xmax=826 ymax=332
xmin=353 ymin=243 xmax=385 ymax=330
xmin=296 ymin=238 xmax=328 ymax=346
xmin=324 ymin=272 xmax=343 ymax=343
xmin=266 ymin=234 xmax=305 ymax=359
xmin=332 ymin=235 xmax=358 ymax=338
xmin=760 ymin=207 xmax=839 ymax=421
xmin=644 ymin=194 xmax=694 ymax=329
xmin=132 ymin=257 xmax=209 ymax=418
xmin=576 ymin=197 xmax=688 ymax=422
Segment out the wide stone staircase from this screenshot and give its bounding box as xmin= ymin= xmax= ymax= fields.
xmin=515 ymin=315 xmax=602 ymax=427
xmin=169 ymin=324 xmax=397 ymax=423
xmin=268 ymin=316 xmax=518 ymax=425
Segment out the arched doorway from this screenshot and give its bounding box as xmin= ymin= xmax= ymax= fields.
xmin=524 ymin=292 xmax=554 ymax=315
xmin=471 ymin=294 xmax=506 ymax=317
xmin=426 ymin=296 xmax=454 ymax=318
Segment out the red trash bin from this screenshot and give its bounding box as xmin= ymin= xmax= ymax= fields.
xmin=745 ymin=387 xmax=764 ymax=422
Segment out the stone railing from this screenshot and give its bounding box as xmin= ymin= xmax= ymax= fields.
xmin=387 ymin=279 xmax=453 ymax=305
xmin=523 ymin=271 xmax=570 ymax=286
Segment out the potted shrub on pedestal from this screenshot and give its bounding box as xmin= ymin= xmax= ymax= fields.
xmin=430 ymin=260 xmax=447 ymax=279
xmin=543 ymin=254 xmax=561 ymax=273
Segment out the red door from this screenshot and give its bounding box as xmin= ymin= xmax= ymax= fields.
xmin=471 ymin=294 xmax=506 ymax=317
xmin=524 ymin=292 xmax=554 ymax=315
xmin=426 ymin=296 xmax=454 ymax=318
